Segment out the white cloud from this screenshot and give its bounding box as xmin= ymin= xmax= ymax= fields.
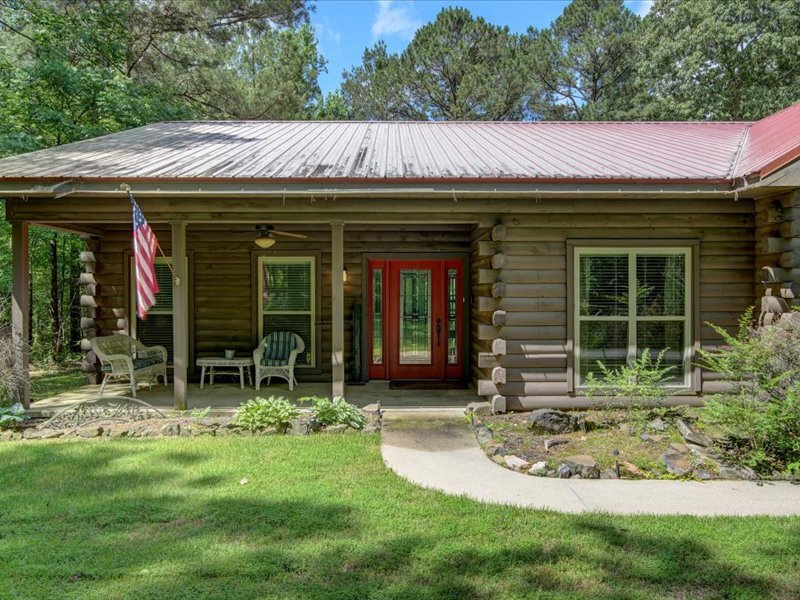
xmin=316 ymin=17 xmax=342 ymax=46
xmin=371 ymin=0 xmax=422 ymax=41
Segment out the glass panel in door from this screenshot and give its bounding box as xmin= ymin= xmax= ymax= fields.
xmin=398 ymin=269 xmax=432 ymax=364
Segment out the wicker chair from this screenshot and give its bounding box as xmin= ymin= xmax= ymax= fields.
xmin=253 ymin=331 xmax=305 ymax=391
xmin=91 ymin=334 xmax=168 ymax=398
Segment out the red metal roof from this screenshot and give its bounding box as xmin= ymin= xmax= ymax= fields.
xmin=734 ymin=102 xmax=800 ymax=179
xmin=0 ymin=103 xmax=797 ymax=185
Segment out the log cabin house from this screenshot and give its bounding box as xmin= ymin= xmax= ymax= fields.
xmin=3 ymin=102 xmax=800 ymax=411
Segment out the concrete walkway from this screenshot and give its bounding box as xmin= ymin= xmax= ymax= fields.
xmin=380 ymin=410 xmax=800 ymax=516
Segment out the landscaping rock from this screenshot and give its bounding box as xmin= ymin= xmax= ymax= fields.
xmin=557 ymin=464 xmax=573 ymax=478
xmin=718 ymin=464 xmax=758 ymax=481
xmin=560 ymin=455 xmax=600 ymax=479
xmin=647 ymin=417 xmax=667 ymax=432
xmin=325 ymin=424 xmax=349 ymax=434
xmin=662 ymin=452 xmax=692 ymax=477
xmin=484 ymin=442 xmax=502 ymax=457
xmin=527 ymin=409 xmax=584 ymax=434
xmin=600 ymin=468 xmax=619 ymax=479
xmin=544 ymin=438 xmax=569 ymax=451
xmin=676 ymin=420 xmax=714 ymax=448
xmin=669 ymin=442 xmax=689 ymax=454
xmin=77 ymin=426 xmax=103 ymax=438
xmin=528 ymin=461 xmax=547 ymax=475
xmin=160 ymin=423 xmax=180 ymax=436
xmin=620 ymin=461 xmax=646 ymax=478
xmin=490 ymin=454 xmax=506 ymax=466
xmin=474 ymin=425 xmax=493 ymax=446
xmin=0 ymin=430 xmax=15 ymax=441
xmin=361 ymin=424 xmax=379 ymax=435
xmin=24 ymin=428 xmax=63 ymax=440
xmin=619 ymin=423 xmax=636 ymax=436
xmin=504 ymin=455 xmax=531 ymax=471
xmin=466 ymin=401 xmax=492 ymax=417
xmin=694 ymin=468 xmax=716 ymax=481
xmin=640 ymin=433 xmax=664 ymax=443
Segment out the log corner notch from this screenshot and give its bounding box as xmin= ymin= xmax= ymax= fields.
xmin=756 ymin=192 xmax=800 ymax=325
xmin=491 ymin=395 xmax=507 ymax=414
xmin=79 ymin=241 xmax=101 ymax=383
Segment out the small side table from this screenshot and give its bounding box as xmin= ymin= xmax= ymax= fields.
xmin=196 ymin=357 xmax=255 ymax=390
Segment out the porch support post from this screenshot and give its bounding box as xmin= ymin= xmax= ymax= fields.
xmin=11 ymin=222 xmax=30 ymax=409
xmin=171 ymin=222 xmax=188 ymax=410
xmin=331 ymin=221 xmax=346 ymax=397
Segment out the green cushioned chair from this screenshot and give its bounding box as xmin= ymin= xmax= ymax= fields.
xmin=253 ymin=331 xmax=305 ymax=391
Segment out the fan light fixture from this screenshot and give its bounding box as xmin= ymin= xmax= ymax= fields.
xmin=255 ymin=231 xmax=277 ymax=248
xmin=255 ymin=224 xmax=309 ymax=248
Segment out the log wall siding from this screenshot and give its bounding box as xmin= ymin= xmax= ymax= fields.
xmin=80 ymin=223 xmax=472 ymax=384
xmin=755 ymin=190 xmax=800 ymax=323
xmin=470 ymin=205 xmax=756 ymax=411
xmin=15 ymin=194 xmax=756 ymax=403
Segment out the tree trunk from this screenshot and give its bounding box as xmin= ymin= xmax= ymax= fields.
xmin=50 ymin=233 xmax=62 ymax=357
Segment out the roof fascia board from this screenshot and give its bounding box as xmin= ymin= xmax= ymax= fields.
xmin=0 ymin=180 xmax=738 ymax=198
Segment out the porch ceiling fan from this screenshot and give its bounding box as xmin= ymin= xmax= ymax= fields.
xmin=254 ymin=225 xmax=308 ymax=248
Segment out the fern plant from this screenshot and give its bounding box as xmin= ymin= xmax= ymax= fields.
xmin=585 ymin=348 xmax=676 ymax=430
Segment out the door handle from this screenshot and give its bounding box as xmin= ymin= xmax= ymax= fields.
xmin=435 ymin=318 xmax=442 ymax=346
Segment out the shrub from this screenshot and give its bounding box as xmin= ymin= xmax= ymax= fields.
xmin=302 ymin=395 xmax=365 ymax=430
xmin=234 ymin=396 xmax=300 ymax=433
xmin=0 ymin=403 xmax=27 ymax=429
xmin=585 ymin=348 xmax=676 ymax=429
xmin=698 ymin=309 xmax=800 ymax=472
xmin=0 ymin=333 xmax=27 ymax=407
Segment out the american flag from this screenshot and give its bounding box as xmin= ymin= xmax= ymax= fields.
xmin=130 ymin=194 xmax=160 ymax=319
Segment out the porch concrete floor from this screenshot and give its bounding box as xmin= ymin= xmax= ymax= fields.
xmin=29 ymin=380 xmax=478 ymax=416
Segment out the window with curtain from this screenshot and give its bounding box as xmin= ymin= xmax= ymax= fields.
xmin=575 ymin=248 xmax=691 ymax=387
xmin=259 ymin=257 xmax=315 ymax=367
xmin=132 ymin=258 xmax=174 ymax=362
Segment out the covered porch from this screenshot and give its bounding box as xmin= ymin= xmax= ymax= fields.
xmin=27 ymin=380 xmax=477 ymax=417
xmin=7 ymin=209 xmax=482 ymax=413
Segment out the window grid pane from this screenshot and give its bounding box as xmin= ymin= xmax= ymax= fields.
xmin=134 ymin=261 xmax=173 ymax=361
xmin=261 ymin=258 xmax=314 ymax=367
xmin=372 ymin=268 xmax=383 ymax=365
xmin=576 ymin=249 xmax=689 ymax=387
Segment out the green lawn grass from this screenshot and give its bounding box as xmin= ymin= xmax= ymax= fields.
xmin=1 ymin=435 xmax=798 ymax=599
xmin=30 ymin=365 xmax=85 ymax=402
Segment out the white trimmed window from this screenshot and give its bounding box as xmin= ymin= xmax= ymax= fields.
xmin=131 ymin=257 xmax=174 ymax=362
xmin=574 ymin=247 xmax=692 ymax=388
xmin=258 ymin=256 xmax=315 ymax=367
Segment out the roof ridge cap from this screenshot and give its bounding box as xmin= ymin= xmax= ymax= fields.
xmin=729 ymin=123 xmax=753 ymax=179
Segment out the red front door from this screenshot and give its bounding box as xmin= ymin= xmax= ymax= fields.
xmin=368 ymin=259 xmax=464 ymax=381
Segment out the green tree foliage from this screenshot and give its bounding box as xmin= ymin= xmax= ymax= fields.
xmin=0 ymin=0 xmax=316 ymax=364
xmin=637 ymin=0 xmax=800 ymax=120
xmin=526 ymin=0 xmax=642 ymax=120
xmin=182 ymin=24 xmax=325 ymax=119
xmin=0 ymin=0 xmax=315 ymax=154
xmin=341 ymin=7 xmax=540 ymax=120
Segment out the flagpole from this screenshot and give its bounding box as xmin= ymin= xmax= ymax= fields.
xmin=122 ymin=183 xmax=180 ymax=285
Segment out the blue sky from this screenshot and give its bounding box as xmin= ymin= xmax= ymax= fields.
xmin=311 ymin=0 xmax=654 ymax=95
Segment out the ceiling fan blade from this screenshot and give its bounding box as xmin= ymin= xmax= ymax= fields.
xmin=272 ymin=230 xmax=308 ymax=239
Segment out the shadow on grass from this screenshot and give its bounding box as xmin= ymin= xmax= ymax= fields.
xmin=0 ymin=440 xmax=795 ymax=599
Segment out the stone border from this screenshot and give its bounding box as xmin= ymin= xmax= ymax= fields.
xmin=465 ymin=402 xmax=797 ymax=483
xmin=0 ymin=404 xmax=382 ymax=441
